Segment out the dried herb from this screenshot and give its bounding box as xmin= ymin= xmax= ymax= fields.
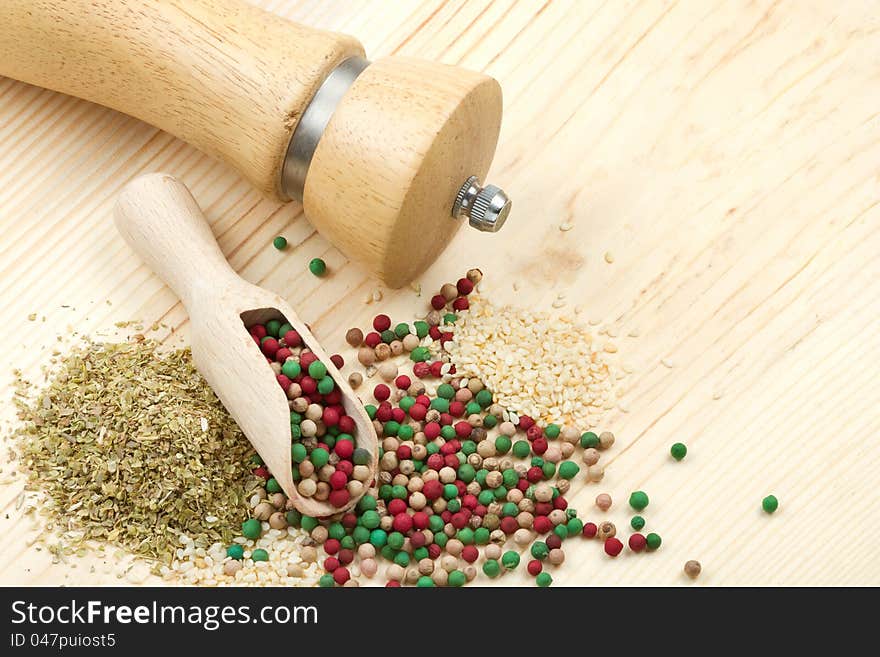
xmin=13 ymin=338 xmax=259 ymax=565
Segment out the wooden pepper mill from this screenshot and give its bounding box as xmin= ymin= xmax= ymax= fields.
xmin=0 ymin=0 xmax=511 ymax=287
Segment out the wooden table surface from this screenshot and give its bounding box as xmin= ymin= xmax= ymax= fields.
xmin=1 ymin=0 xmax=878 ymax=586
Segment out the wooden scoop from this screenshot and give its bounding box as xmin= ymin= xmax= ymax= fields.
xmin=114 ymin=173 xmax=378 ymax=518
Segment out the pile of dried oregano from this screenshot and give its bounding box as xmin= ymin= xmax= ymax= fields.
xmin=13 ymin=337 xmax=260 ymax=565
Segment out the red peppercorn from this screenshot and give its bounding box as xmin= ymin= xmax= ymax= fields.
xmin=444 ymin=454 xmax=460 ymax=469
xmin=338 ymin=415 xmax=355 ymax=434
xmin=324 ymin=539 xmax=341 ymax=555
xmin=373 ymin=384 xmax=390 ymax=401
xmin=388 ymin=499 xmax=407 ymax=515
xmin=473 ymin=505 xmax=487 ymax=517
xmin=275 ymin=347 xmax=292 ymax=363
xmin=329 ymin=470 xmax=348 ymax=490
xmin=252 ymin=466 xmax=270 ymax=480
xmin=415 ymin=394 xmax=431 ymax=407
xmin=396 ymin=445 xmax=412 ymax=460
xmin=391 ymin=407 xmax=406 ymax=423
xmin=392 ymin=513 xmax=413 ymax=533
xmin=461 ymin=546 xmax=478 ymax=563
xmin=427 ymin=544 xmax=441 ymax=559
xmin=546 ymin=535 xmax=563 ymax=550
xmin=628 ymin=533 xmax=647 ymax=553
xmin=535 ymin=502 xmax=553 ymax=516
xmin=439 ymin=333 xmax=454 ymax=346
xmin=452 ymin=297 xmax=469 ymax=311
xmin=328 ymin=489 xmax=350 ymax=508
xmin=456 ymin=278 xmax=474 ymax=295
xmin=527 ymin=559 xmax=543 ymax=576
xmin=604 ymin=537 xmax=624 ymax=557
xmin=413 ymin=362 xmax=431 ymax=378
xmin=330 ymin=354 xmax=344 ymax=369
xmin=386 ymin=581 xmax=401 ymax=587
xmin=336 ymin=460 xmax=353 ymax=477
xmin=299 ymin=351 xmax=317 ymax=369
xmin=451 ymin=513 xmax=468 ymax=529
xmin=322 ymin=407 xmax=340 ymax=427
xmin=412 ymin=512 xmax=429 ymax=531
xmin=333 ymin=567 xmax=351 ymax=585
xmin=376 ymin=402 xmax=393 ymax=422
xmin=334 ymin=440 xmax=354 ymax=460
xmin=395 ymin=374 xmax=411 ymax=389
xmin=261 ymin=338 xmax=279 ymax=358
xmin=582 ymin=522 xmax=598 ymax=538
xmin=461 ymin=494 xmax=478 ymax=510
xmin=517 ymin=479 xmax=530 ymax=492
xmin=250 ymin=324 xmax=267 ymax=339
xmin=429 ymin=361 xmax=444 ymax=377
xmin=364 ymin=331 xmax=382 ymax=348
xmin=426 ymin=454 xmax=444 ymax=470
xmin=518 ymin=415 xmax=535 ymax=430
xmin=526 ymin=424 xmax=543 ymax=441
xmin=454 ymin=480 xmax=467 ymax=496
xmin=430 ymin=295 xmax=446 ymax=310
xmin=440 ymin=510 xmax=453 ymax=523
xmin=410 ymin=531 xmax=427 ymax=548
xmin=422 ymin=480 xmax=443 ymax=500
xmin=300 ymin=376 xmax=317 ymax=395
xmin=409 ymin=404 xmax=427 ymax=421
xmin=500 ymin=516 xmax=519 ymax=534
xmin=325 ymin=390 xmax=342 ymax=405
xmin=448 ymin=401 xmax=465 ymax=417
xmin=428 ymin=326 xmax=442 ymax=341
xmin=283 ymin=330 xmax=302 ymax=347
xmin=439 ymin=413 xmax=454 ymax=426
xmin=527 ymin=466 xmax=544 ymax=483
xmin=373 ymin=314 xmax=392 ymax=332
xmin=323 ymin=556 xmax=339 ymax=571
xmin=532 ymin=438 xmax=548 ymax=455
xmin=337 ymin=549 xmax=354 ymax=565
xmin=533 ymin=516 xmax=552 ymax=534
xmin=252 ymin=334 xmax=261 ymax=346
xmin=454 ymin=421 xmax=472 ymax=438
xmin=553 ymin=496 xmax=568 ymax=511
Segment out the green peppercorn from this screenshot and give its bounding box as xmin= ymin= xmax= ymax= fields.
xmin=285 ymin=510 xmax=302 ymax=528
xmin=392 ymin=485 xmax=408 ymax=499
xmin=353 ymin=448 xmax=371 ymax=466
xmin=554 ymin=524 xmax=568 ymax=540
xmin=513 ymin=440 xmax=531 ymax=458
xmin=541 ymin=461 xmax=556 ymax=478
xmin=443 ymin=313 xmax=458 ymax=325
xmin=580 ymin=432 xmax=599 ymax=448
xmin=328 ymin=522 xmax=346 ymax=540
xmin=226 ymin=544 xmax=244 ymax=560
xmin=410 ymin=346 xmax=431 ymax=362
xmin=319 ymin=574 xmax=334 ymax=587
xmin=251 ymin=549 xmax=269 ymax=562
xmin=394 ymin=551 xmax=410 ymax=567
xmin=310 ymin=447 xmax=330 ymax=468
xmin=360 ymin=510 xmax=380 ymax=529
xmin=629 ymin=490 xmax=649 ymax=511
xmin=631 ymin=515 xmax=646 ymax=530
xmin=558 ymin=461 xmax=580 ymax=480
xmin=474 ymin=528 xmax=490 ymax=545
xmin=536 ymin=572 xmax=552 ymax=587
xmin=352 ymin=526 xmax=370 ymax=544
xmin=443 ymin=484 xmax=459 ymax=500
xmin=544 ymin=423 xmax=560 ymax=439
xmin=413 ymin=321 xmax=429 ymax=338
xmin=448 ymin=570 xmax=466 ymax=587
xmin=483 ymin=414 xmax=498 ymax=429
xmin=281 ymin=360 xmax=301 ymax=378
xmin=531 ymin=541 xmax=550 ymax=560
xmin=458 ymin=463 xmax=476 ymax=483
xmin=646 ymin=533 xmax=662 ymax=550
xmin=475 ymin=389 xmax=493 ymax=407
xmin=273 ymin=236 xmax=288 ymax=250
xmin=308 ymin=257 xmax=327 ymax=277
xmin=301 ymin=516 xmax=318 ymax=532
xmin=388 ymin=532 xmax=405 ymax=550
xmin=357 ymin=494 xmax=377 ymax=512
xmin=437 ymin=383 xmax=456 ymax=399
xmin=241 ymin=518 xmax=262 ymax=540
xmin=414 ymin=547 xmax=429 ymax=561
xmin=670 ymin=442 xmax=688 ymax=461
xmin=457 ymin=528 xmax=475 ymax=545
xmin=364 ymin=404 xmax=377 ymax=419
xmin=417 ymin=575 xmax=435 ymax=587
xmin=483 ymin=559 xmax=501 ymax=578
xmin=762 ymin=495 xmax=778 ymax=514
xmin=567 ymin=517 xmax=584 ymax=535
xmin=502 ymin=551 xmax=520 ymax=570
xmin=465 ymin=402 xmax=482 ymax=415
xmin=317 ymin=376 xmax=334 ymax=394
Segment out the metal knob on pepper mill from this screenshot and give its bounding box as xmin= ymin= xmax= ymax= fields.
xmin=0 ymin=0 xmax=511 ymax=287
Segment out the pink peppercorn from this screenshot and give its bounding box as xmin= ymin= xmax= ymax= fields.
xmin=276 ymin=374 xmax=293 ymax=391
xmin=451 ymin=513 xmax=468 ymax=529
xmin=342 ymin=513 xmax=357 ymax=529
xmin=413 ymin=362 xmax=431 ymax=378
xmin=527 ymin=466 xmax=543 ymax=483
xmin=388 ymin=499 xmax=407 ymax=515
xmin=452 ymin=297 xmax=469 ymax=311
xmin=546 ymin=534 xmax=562 ymax=550
xmin=454 ymin=421 xmax=472 ymax=438
xmin=328 ymin=490 xmax=350 ymax=508
xmin=300 ymin=376 xmax=317 ymax=395
xmin=261 ymin=338 xmax=279 ymax=358
xmin=392 ymin=514 xmax=413 ymax=533
xmin=474 ymin=505 xmax=487 ymax=517
xmin=364 ymin=332 xmax=381 ymax=348
xmin=325 ymin=390 xmax=342 ymax=405
xmin=553 ymin=496 xmax=568 ymax=511
xmin=251 ymin=325 xmax=267 ymax=339
xmin=376 ymin=402 xmax=393 ymax=422
xmin=275 ymin=347 xmax=292 ymax=363
xmin=604 ymin=537 xmax=624 ymax=557
xmin=252 ymin=334 xmax=261 ymax=346
xmin=426 ymin=454 xmax=444 ymax=471
xmin=532 ymin=438 xmax=548 ymax=455
xmin=422 ymin=480 xmax=443 ymax=500
xmin=517 ymin=479 xmax=530 ymax=492
xmin=533 ymin=516 xmax=552 ymax=534
xmin=324 ymin=539 xmax=340 ymax=555
xmin=386 ymin=581 xmax=400 ymax=588
xmin=409 ymin=404 xmax=427 ymax=421
xmin=461 ymin=546 xmax=478 ymax=563
xmin=456 ymin=278 xmax=474 ymax=295
xmin=330 ymin=354 xmax=344 ymax=369
xmin=526 ymin=424 xmax=543 ymax=441
xmin=391 ymin=408 xmax=406 ymax=423
xmin=397 ymin=445 xmax=412 ymax=460
xmin=454 ymin=481 xmax=467 ymax=496
xmin=373 ymin=314 xmax=392 ymax=332
xmin=338 ymin=415 xmax=355 ymax=433
xmin=535 ymin=503 xmax=553 ymax=516
xmin=299 ymin=352 xmax=317 ymax=369
xmin=322 ymin=407 xmax=340 ymax=426
xmin=337 ymin=549 xmax=354 ymax=565
xmin=439 ymin=413 xmax=454 ymax=426
xmin=415 ymin=394 xmax=431 ymax=407
xmin=373 ymin=384 xmax=391 ymax=401
xmin=449 ymin=401 xmax=465 ymax=417
xmin=429 ymin=361 xmax=444 ymax=377
xmin=395 ymin=375 xmax=411 ymax=389
xmin=334 ymin=440 xmax=354 ymax=459
xmin=462 ymin=495 xmax=478 ymax=510
xmin=412 ymin=512 xmax=429 ymax=530
xmin=410 ymin=532 xmax=426 ymax=548
xmin=252 ymin=466 xmax=270 ymax=480
xmin=583 ymin=522 xmax=598 ymax=538
xmin=428 ymin=544 xmax=441 ymax=559
xmin=336 ymin=461 xmax=353 ymax=477
xmin=283 ymin=330 xmax=302 ymax=347
xmin=333 ymin=567 xmax=351 ymax=585
xmin=429 ymin=326 xmax=442 ymax=341
xmin=500 ymin=517 xmax=518 ymax=534
xmin=323 ymin=556 xmax=339 ymax=571
xmin=628 ymin=533 xmax=647 ymax=553
xmin=430 ymin=295 xmax=446 ymax=310
xmin=527 ymin=560 xmax=543 ymax=576
xmin=329 ymin=471 xmax=348 ymax=491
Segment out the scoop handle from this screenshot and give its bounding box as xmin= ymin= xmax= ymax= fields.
xmin=0 ymin=0 xmax=363 ymax=198
xmin=114 ymin=173 xmax=235 ymax=310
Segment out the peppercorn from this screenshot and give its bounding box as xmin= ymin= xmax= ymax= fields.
xmin=628 ymin=533 xmax=647 ymax=552
xmin=536 ymin=572 xmax=552 ymax=587
xmin=762 ymin=495 xmax=778 ymax=514
xmin=501 ymin=550 xmax=520 ymax=570
xmin=251 ymin=548 xmax=269 ymax=562
xmin=272 ymin=236 xmax=287 ymax=250
xmin=595 ymin=493 xmax=612 ymax=511
xmin=530 ymin=541 xmax=549 ymax=560
xmin=670 ymin=442 xmax=687 ymax=461
xmin=629 ymin=490 xmax=649 ymax=511
xmin=630 ymin=515 xmax=645 ymax=530
xmin=309 ymin=257 xmax=327 ymax=276
xmin=646 ymin=532 xmax=662 ymax=550
xmin=557 ymin=461 xmax=579 ymax=479
xmin=482 ymin=559 xmax=501 ymax=578
xmin=241 ymin=518 xmax=262 ymax=539
xmin=580 ymin=432 xmax=599 ymax=448
xmin=596 ymin=521 xmax=616 ymax=540
xmin=684 ymin=560 xmax=702 ymax=579
xmin=226 ymin=544 xmax=244 ymax=560
xmin=604 ymin=537 xmax=624 ymax=557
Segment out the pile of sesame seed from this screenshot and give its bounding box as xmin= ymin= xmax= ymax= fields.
xmin=446 ymin=295 xmax=623 ymax=428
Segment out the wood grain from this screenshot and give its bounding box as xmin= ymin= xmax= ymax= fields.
xmin=1 ymin=0 xmax=878 ymax=586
